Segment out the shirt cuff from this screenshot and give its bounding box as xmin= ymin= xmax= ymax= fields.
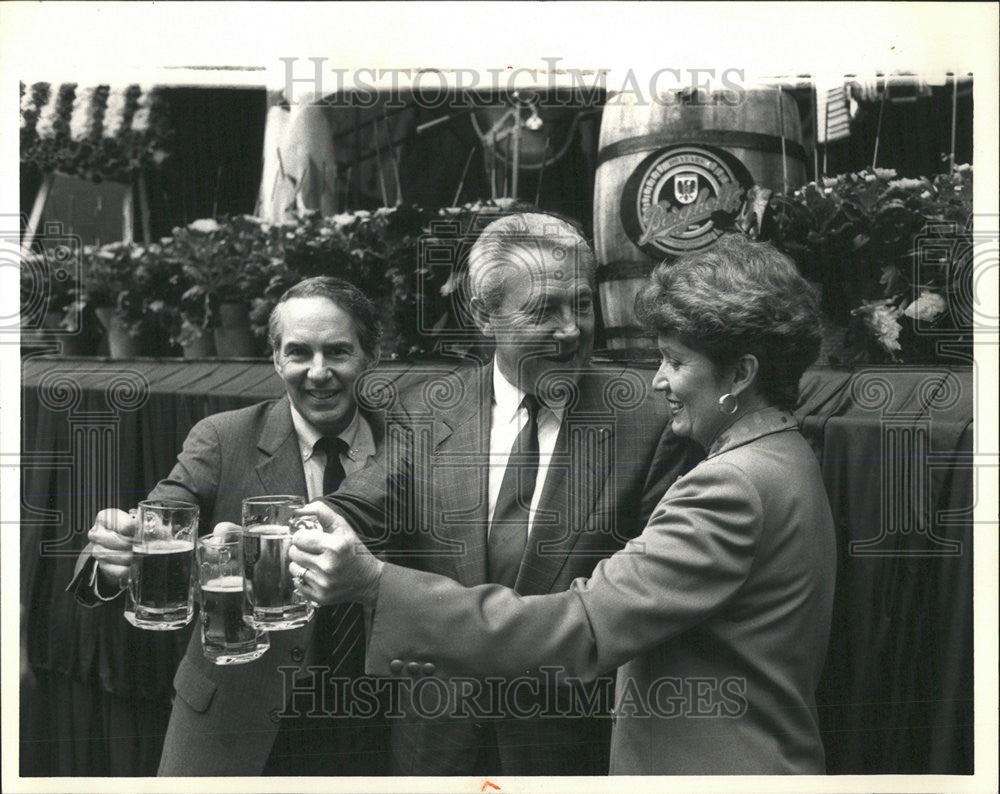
xmin=89 ymin=560 xmax=126 ymax=602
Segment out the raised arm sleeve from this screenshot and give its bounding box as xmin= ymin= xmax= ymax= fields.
xmin=366 ymin=462 xmax=762 ymax=681
xmin=147 ymin=417 xmax=222 ymax=524
xmin=67 ymin=416 xmax=223 ymax=605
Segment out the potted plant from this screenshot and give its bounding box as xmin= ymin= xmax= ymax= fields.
xmin=79 ymin=242 xmax=147 ymax=357
xmin=766 ymin=165 xmax=973 ymax=365
xmin=277 ymin=206 xmax=451 ymax=359
xmin=79 ymin=241 xmax=183 ymax=358
xmin=170 ymin=287 xmax=216 ymax=358
xmin=166 ymin=216 xmax=273 ymax=357
xmin=247 ymin=255 xmax=297 ymax=349
xmin=20 ymin=248 xmax=99 ymax=355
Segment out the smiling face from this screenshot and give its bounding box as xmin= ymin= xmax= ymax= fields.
xmin=272 ymin=296 xmax=373 ymax=437
xmin=652 ymin=333 xmax=736 ymax=449
xmin=478 ymin=241 xmax=595 ymax=396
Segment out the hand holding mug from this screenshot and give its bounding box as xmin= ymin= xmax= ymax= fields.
xmin=88 ymin=508 xmax=137 ymax=588
xmin=123 ymin=499 xmax=199 ymax=630
xmin=287 ymin=501 xmax=383 ymax=607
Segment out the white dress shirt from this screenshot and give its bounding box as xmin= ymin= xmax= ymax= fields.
xmin=289 ymin=404 xmax=376 ymax=500
xmin=488 ymin=364 xmax=564 ymax=537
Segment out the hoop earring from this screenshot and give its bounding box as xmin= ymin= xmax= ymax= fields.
xmin=718 ymin=393 xmax=739 ymax=415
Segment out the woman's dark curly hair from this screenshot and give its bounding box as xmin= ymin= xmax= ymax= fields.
xmin=635 ymin=233 xmax=821 ymax=410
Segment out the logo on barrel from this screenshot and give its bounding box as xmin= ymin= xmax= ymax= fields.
xmin=621 ymin=145 xmax=753 ymax=258
xmin=674 ymin=175 xmax=699 ymax=204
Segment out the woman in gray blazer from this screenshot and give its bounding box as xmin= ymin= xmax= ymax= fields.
xmin=290 ymin=233 xmax=837 ymax=775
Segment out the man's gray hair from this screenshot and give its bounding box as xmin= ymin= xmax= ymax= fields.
xmin=467 ymin=213 xmax=596 ymax=314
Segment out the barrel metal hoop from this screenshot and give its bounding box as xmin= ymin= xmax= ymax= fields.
xmin=597 ymin=131 xmax=808 ymax=167
xmin=596 ymin=261 xmax=657 ymax=282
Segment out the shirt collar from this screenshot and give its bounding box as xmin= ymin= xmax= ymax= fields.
xmin=706 ymin=406 xmax=797 ymax=459
xmin=288 ymin=403 xmax=373 ymax=463
xmin=492 ymin=362 xmax=525 ymax=424
xmin=491 ymin=361 xmax=564 ymax=424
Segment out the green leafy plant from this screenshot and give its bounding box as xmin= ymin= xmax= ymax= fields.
xmin=766 ymin=165 xmax=973 ymax=363
xmin=38 ymin=199 xmax=566 ymax=359
xmin=249 ymin=206 xmax=450 ymax=358
xmin=163 ymin=215 xmax=278 ymax=333
xmin=77 ymin=240 xmax=183 ymax=347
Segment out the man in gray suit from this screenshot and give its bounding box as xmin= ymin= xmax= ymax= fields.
xmin=70 ymin=276 xmax=389 ymax=775
xmin=290 ymin=212 xmax=699 ymax=775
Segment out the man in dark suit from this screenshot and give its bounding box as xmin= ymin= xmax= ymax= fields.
xmin=290 ymin=212 xmax=699 ymax=775
xmin=69 ymin=276 xmax=389 ymax=776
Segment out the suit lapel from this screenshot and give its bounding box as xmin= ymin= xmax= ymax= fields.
xmin=431 ymin=365 xmax=491 ymax=586
xmin=515 ymin=371 xmax=616 ymax=595
xmin=254 ymin=397 xmax=307 ymax=497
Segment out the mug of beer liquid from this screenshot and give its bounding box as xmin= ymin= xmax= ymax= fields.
xmin=242 ymin=495 xmax=314 ymax=630
xmin=197 ymin=534 xmax=269 ymax=664
xmin=124 ymin=500 xmax=198 ymax=630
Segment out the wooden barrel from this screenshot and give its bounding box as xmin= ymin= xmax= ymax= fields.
xmin=594 ymin=87 xmax=807 ymax=354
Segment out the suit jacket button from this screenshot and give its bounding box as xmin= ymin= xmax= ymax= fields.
xmin=290 ymin=646 xmax=304 ymax=663
xmin=269 ymin=708 xmax=282 ymax=724
xmin=389 ymin=659 xmax=405 ymax=674
xmin=406 ymin=661 xmax=421 ymax=676
xmin=422 ymin=662 xmax=436 ymax=676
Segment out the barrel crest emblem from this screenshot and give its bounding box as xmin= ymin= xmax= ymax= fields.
xmin=621 ymin=144 xmax=753 ymax=258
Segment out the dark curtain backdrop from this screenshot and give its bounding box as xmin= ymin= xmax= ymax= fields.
xmin=818 ymin=84 xmax=973 ymax=178
xmin=19 ymin=359 xmax=286 ymax=776
xmin=143 ymin=87 xmax=268 ymax=235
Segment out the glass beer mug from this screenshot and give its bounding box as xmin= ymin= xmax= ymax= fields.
xmin=197 ymin=534 xmax=269 ymax=664
xmin=242 ymin=495 xmax=314 ymax=630
xmin=124 ymin=499 xmax=198 ymax=630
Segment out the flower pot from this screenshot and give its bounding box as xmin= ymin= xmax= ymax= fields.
xmin=212 ymin=301 xmax=258 ymax=358
xmin=181 ymin=329 xmax=216 ymax=358
xmin=59 ymin=331 xmax=84 ymax=357
xmin=95 ymin=307 xmax=142 ymax=359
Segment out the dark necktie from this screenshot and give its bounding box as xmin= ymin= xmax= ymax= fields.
xmin=311 ymin=436 xmax=365 ymax=680
xmin=488 ymin=394 xmax=541 ymax=588
xmin=315 ymin=436 xmax=348 ymax=495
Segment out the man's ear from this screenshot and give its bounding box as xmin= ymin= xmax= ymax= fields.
xmin=272 ymin=348 xmax=282 ymax=377
xmin=367 ymin=345 xmax=382 ymax=369
xmin=470 ymin=296 xmax=494 ymax=338
xmin=730 ymin=353 xmax=759 ymax=397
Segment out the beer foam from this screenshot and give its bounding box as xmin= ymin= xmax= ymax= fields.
xmin=202 ymin=575 xmax=245 ymax=592
xmin=245 ymin=523 xmax=291 ymax=535
xmin=135 ymin=538 xmax=194 ymax=554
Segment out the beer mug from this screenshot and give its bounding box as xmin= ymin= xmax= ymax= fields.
xmin=124 ymin=499 xmax=198 ymax=630
xmin=197 ymin=534 xmax=269 ymax=664
xmin=242 ymin=495 xmax=314 ymax=630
